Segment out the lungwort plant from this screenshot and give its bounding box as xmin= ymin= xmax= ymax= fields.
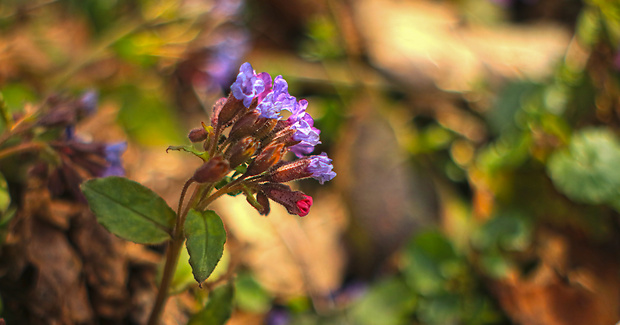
xmin=80 ymin=62 xmax=336 ymax=324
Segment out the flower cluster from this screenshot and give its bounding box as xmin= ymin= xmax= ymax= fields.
xmin=185 ymin=62 xmax=335 ymax=216
xmin=43 ymin=91 xmax=127 ymax=199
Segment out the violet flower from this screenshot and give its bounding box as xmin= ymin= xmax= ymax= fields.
xmin=307 ymin=152 xmax=336 ymax=184
xmin=256 ymin=75 xmax=296 ymax=119
xmin=102 ymin=142 xmax=127 ymax=177
xmin=286 ymin=99 xmax=321 ymax=157
xmin=231 ymin=62 xmax=268 ymax=107
xmin=204 ymin=31 xmax=249 ymax=89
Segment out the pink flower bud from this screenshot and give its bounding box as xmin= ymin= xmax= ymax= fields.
xmin=259 ymin=183 xmax=313 ymax=217
xmin=296 ymin=195 xmax=313 ymax=217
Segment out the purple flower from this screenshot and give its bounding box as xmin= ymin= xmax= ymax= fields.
xmin=256 ymin=75 xmax=296 ymax=119
xmin=307 ymin=152 xmax=336 ymax=184
xmin=102 ymin=142 xmax=127 ymax=177
xmin=286 ymin=99 xmax=321 ymax=157
xmin=79 ymin=90 xmax=98 ymax=116
xmin=204 ymin=31 xmax=249 ymax=88
xmin=231 ymin=62 xmax=267 ymax=107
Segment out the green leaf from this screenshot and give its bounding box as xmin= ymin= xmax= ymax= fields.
xmin=547 ymin=128 xmax=620 ymax=206
xmin=234 ymin=272 xmax=271 ymax=313
xmin=350 ymin=277 xmax=416 ymax=325
xmin=187 ymin=282 xmax=234 ymax=325
xmin=81 ymin=176 xmax=175 ymax=244
xmin=185 ymin=209 xmax=226 ymax=284
xmin=166 ymin=145 xmax=209 ymax=161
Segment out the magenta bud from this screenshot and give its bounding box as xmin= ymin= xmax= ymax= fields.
xmin=225 ymin=136 xmax=258 ymax=168
xmin=245 ymin=143 xmax=285 ymax=176
xmin=192 ymin=156 xmax=230 ymax=183
xmin=259 ymin=183 xmax=313 ymax=217
xmin=188 ymin=127 xmax=208 ymax=142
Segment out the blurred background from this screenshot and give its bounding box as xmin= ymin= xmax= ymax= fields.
xmin=1 ymin=0 xmax=620 ymax=324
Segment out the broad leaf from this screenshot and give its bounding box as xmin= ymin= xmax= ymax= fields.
xmin=81 ymin=176 xmax=175 ymax=244
xmin=547 ymin=128 xmax=620 ymax=205
xmin=187 ymin=282 xmax=234 ymax=325
xmin=185 ymin=209 xmax=226 ymax=284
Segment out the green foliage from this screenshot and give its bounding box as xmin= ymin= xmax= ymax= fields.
xmin=234 ymin=272 xmax=272 ymax=313
xmin=402 ymin=230 xmax=504 ymax=324
xmin=184 ymin=209 xmax=227 ymax=284
xmin=547 ymin=128 xmax=620 ymax=210
xmin=81 ymin=176 xmax=176 ymax=244
xmin=187 ymin=283 xmax=234 ymax=325
xmin=114 ymin=85 xmax=184 ymax=146
xmin=350 ymin=277 xmax=416 ymax=325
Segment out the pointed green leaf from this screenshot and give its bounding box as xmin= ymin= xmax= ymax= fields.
xmin=187 ymin=282 xmax=234 ymax=325
xmin=81 ymin=176 xmax=175 ymax=244
xmin=185 ymin=209 xmax=226 ymax=284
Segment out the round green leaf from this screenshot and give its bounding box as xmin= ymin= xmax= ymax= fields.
xmin=547 ymin=128 xmax=620 ymax=204
xmin=81 ymin=176 xmax=175 ymax=244
xmin=185 ymin=209 xmax=227 ymax=284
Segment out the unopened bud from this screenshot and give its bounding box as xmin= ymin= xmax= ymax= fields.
xmin=265 ymin=159 xmax=312 ymax=183
xmin=263 ymin=128 xmax=298 ymax=148
xmin=210 ymin=97 xmax=227 ymax=127
xmin=256 ymin=192 xmax=270 ymax=215
xmin=245 ymin=143 xmax=285 ymax=176
xmin=253 ymin=117 xmax=278 ymax=140
xmin=188 ymin=127 xmax=208 ymax=142
xmin=259 ymin=183 xmax=313 ymax=217
xmin=229 ymin=110 xmax=260 ymax=140
xmin=192 ymin=156 xmax=230 ymax=183
xmin=225 ymin=136 xmax=258 ymax=168
xmin=218 ymin=93 xmax=253 ymax=128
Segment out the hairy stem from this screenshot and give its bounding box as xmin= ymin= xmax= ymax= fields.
xmin=147 ymin=183 xmax=204 ymax=325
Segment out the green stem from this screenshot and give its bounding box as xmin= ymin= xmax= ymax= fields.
xmin=0 ymin=93 xmax=12 ymax=130
xmin=0 ymin=142 xmax=45 ymax=161
xmin=147 ymin=183 xmax=203 ymax=325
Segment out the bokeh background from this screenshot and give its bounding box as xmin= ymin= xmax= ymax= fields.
xmin=1 ymin=0 xmax=620 ymax=324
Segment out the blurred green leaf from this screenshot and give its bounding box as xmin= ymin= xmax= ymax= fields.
xmin=417 ymin=294 xmax=460 ymax=325
xmin=403 ymin=231 xmax=458 ymax=295
xmin=0 ymin=84 xmax=37 ymax=112
xmin=350 ymin=277 xmax=416 ymax=325
xmin=187 ymin=282 xmax=234 ymax=325
xmin=487 ymin=81 xmax=541 ymax=135
xmin=81 ymin=176 xmax=175 ymax=244
xmin=479 ymin=254 xmax=512 ymax=278
xmin=114 ymin=85 xmax=184 ymax=146
xmin=234 ymin=272 xmax=271 ymax=313
xmin=547 ymin=128 xmax=620 ymax=207
xmin=185 ymin=209 xmax=226 ymax=284
xmin=472 ymin=213 xmax=531 ymax=252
